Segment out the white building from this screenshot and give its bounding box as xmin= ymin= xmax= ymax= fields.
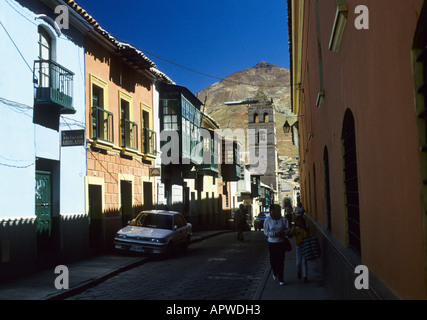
xmin=0 ymin=0 xmax=87 ymax=280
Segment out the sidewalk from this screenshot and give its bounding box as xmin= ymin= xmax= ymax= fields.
xmin=254 ymin=242 xmax=330 ymax=300
xmin=0 ymin=230 xmax=330 ymax=300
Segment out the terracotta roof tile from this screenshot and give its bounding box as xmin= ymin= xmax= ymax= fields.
xmin=66 ymin=0 xmax=156 ymax=69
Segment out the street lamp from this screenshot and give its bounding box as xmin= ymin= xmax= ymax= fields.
xmin=283 ymin=121 xmax=291 ymax=134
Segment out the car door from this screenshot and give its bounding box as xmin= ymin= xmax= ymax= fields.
xmin=173 ymin=214 xmax=188 ymax=245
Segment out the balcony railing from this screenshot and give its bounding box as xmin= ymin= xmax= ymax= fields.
xmin=92 ymin=106 xmax=114 ymax=143
xmin=142 ymin=127 xmax=156 ymax=156
xmin=121 ymin=119 xmax=138 ymax=150
xmin=33 ymin=59 xmax=74 ymax=113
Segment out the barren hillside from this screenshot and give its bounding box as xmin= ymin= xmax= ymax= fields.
xmin=196 ymin=62 xmax=298 ymax=159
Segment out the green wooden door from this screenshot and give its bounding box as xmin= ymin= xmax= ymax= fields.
xmin=35 ymin=171 xmax=52 ymax=236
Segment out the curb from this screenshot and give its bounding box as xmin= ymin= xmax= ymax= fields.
xmin=252 ymin=265 xmax=271 ymax=300
xmin=190 ymin=230 xmax=232 ymax=243
xmin=46 ymin=257 xmax=148 ymax=300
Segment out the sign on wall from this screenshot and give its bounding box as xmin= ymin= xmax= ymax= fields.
xmin=61 ymin=130 xmax=85 ymax=147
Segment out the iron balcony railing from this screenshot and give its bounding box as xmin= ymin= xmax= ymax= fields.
xmin=33 ymin=59 xmax=74 ymax=113
xmin=142 ymin=127 xmax=156 ymax=156
xmin=92 ymin=106 xmax=114 ymax=143
xmin=121 ymin=118 xmax=138 ymax=150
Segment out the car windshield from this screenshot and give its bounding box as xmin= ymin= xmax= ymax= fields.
xmin=130 ymin=213 xmax=173 ymax=230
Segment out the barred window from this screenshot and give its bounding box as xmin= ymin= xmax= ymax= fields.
xmin=413 ymin=3 xmax=427 ymax=221
xmin=342 ymin=109 xmax=361 ymax=255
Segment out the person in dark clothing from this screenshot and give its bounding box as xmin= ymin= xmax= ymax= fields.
xmin=234 ymin=204 xmax=247 ymax=241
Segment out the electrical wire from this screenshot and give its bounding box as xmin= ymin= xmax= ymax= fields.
xmin=0 ymin=18 xmax=33 ymax=74
xmin=0 ymin=162 xmax=35 ymax=169
xmin=113 ymin=35 xmax=291 ymax=89
xmin=3 ymin=0 xmax=289 ymax=89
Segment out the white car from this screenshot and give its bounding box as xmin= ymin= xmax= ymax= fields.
xmin=114 ymin=210 xmax=192 ymax=255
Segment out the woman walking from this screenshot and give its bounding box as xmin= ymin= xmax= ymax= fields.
xmin=263 ymin=204 xmax=290 ymax=286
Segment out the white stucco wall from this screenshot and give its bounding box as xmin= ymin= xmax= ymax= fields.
xmin=0 ymin=0 xmax=86 ymax=218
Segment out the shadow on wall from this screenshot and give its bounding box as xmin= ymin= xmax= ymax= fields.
xmin=0 ymin=197 xmax=232 ymax=283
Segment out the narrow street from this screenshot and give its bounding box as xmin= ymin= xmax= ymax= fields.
xmin=3 ymin=0 xmax=425 ymax=301
xmin=67 ymin=231 xmax=270 ymax=300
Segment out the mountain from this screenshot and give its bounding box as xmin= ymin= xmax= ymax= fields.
xmin=196 ymin=62 xmax=298 ymax=159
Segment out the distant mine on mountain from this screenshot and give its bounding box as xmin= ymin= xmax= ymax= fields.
xmin=196 ymin=62 xmax=297 ymax=158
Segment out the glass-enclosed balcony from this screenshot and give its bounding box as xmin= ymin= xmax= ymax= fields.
xmin=33 ymin=59 xmax=74 ymax=114
xmin=251 ymin=175 xmax=261 ymax=197
xmin=159 ymin=84 xmax=203 ymax=166
xmin=92 ymin=106 xmax=114 ymax=143
xmin=221 ymin=139 xmax=242 ymax=181
xmin=261 ymin=187 xmax=272 ymax=207
xmin=197 ymin=130 xmax=219 ymax=176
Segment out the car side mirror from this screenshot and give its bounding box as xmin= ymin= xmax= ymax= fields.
xmin=173 ymin=225 xmax=178 ymax=231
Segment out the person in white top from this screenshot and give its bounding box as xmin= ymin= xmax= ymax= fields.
xmin=263 ymin=204 xmax=290 ymax=286
xmin=294 ymin=202 xmax=306 ymax=216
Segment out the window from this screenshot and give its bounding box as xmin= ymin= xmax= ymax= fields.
xmin=119 ymin=92 xmax=137 ymax=150
xmin=315 ymin=0 xmax=325 ymax=107
xmin=413 ymin=2 xmax=427 ymax=177
xmin=141 ymin=104 xmax=156 ymax=156
xmin=34 ymin=25 xmax=74 ymax=129
xmin=258 ymin=129 xmax=266 ymax=144
xmin=38 ymin=27 xmax=51 ymax=87
xmin=191 ymin=115 xmax=201 ymax=157
xmin=264 ymin=112 xmax=269 ymax=123
xmin=413 ymin=3 xmax=427 ymax=251
xmin=92 ymin=84 xmax=113 ymax=143
xmin=90 ymin=75 xmax=112 ymax=143
xmin=162 ymin=99 xmax=179 ymax=130
xmin=313 ymin=164 xmax=318 ymax=220
xmin=224 ymin=143 xmax=234 ymax=164
xmin=323 ymin=146 xmax=332 ymax=230
xmin=92 ymin=85 xmax=103 ymax=109
xmin=342 ymin=109 xmax=361 ymax=254
xmin=329 ymin=2 xmax=348 ymax=52
xmin=174 ymin=214 xmax=186 ymax=228
xmin=234 ymin=142 xmax=241 ymax=167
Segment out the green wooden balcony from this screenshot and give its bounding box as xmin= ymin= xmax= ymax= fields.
xmin=121 ymin=118 xmax=138 ymax=150
xmin=221 ymin=139 xmax=242 ymax=181
xmin=197 ymin=151 xmax=219 ymax=176
xmin=251 ymin=176 xmax=261 ymax=197
xmin=159 ymin=83 xmax=204 ymax=167
xmin=197 ymin=133 xmax=219 ymax=176
xmin=34 ymin=60 xmax=75 ymax=114
xmin=143 ymin=127 xmax=156 ymax=156
xmin=92 ymin=106 xmax=114 ymax=143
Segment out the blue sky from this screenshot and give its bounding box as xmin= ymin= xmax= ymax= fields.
xmin=75 ymin=0 xmax=290 ymax=94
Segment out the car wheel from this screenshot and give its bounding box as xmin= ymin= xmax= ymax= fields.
xmin=165 ymin=241 xmax=174 ymax=257
xmin=182 ymin=236 xmax=191 ymax=252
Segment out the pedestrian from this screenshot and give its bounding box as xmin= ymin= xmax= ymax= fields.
xmin=288 ymin=215 xmax=309 ymax=282
xmin=284 ymin=201 xmax=293 ymax=226
xmin=234 ymin=204 xmax=247 ymax=241
xmin=263 ymin=204 xmax=290 ymax=286
xmin=294 ymin=202 xmax=306 ymax=216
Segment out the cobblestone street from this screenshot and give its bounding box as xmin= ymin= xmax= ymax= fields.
xmin=68 ymin=231 xmax=270 ymax=300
